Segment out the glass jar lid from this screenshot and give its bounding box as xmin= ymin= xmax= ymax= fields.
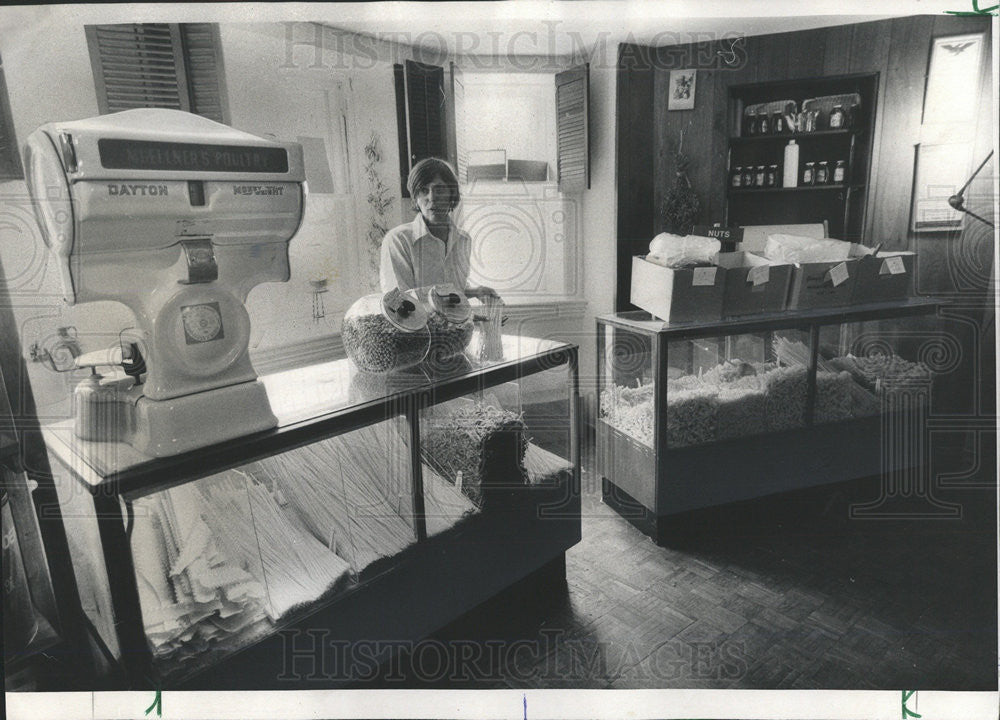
xmin=426 ymin=284 xmax=472 ymax=325
xmin=381 ymin=288 xmax=428 ymax=332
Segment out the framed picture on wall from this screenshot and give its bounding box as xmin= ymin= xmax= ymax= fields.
xmin=922 ymin=33 xmax=984 ymax=126
xmin=911 ymin=142 xmax=974 ymax=232
xmin=667 ymin=69 xmax=696 ymax=111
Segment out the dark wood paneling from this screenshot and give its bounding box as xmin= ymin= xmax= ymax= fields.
xmin=708 ymin=44 xmax=734 ymax=224
xmin=754 ymin=33 xmax=790 ymax=81
xmin=822 ymin=24 xmax=854 ymax=77
xmin=786 ymin=28 xmax=827 ymax=80
xmin=847 ymin=22 xmax=893 ymax=242
xmin=869 ymin=16 xmax=935 ymax=248
xmin=615 ymin=43 xmax=656 ymax=311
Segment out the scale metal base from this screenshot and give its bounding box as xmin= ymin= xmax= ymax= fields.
xmin=128 ymin=380 xmax=276 ymax=458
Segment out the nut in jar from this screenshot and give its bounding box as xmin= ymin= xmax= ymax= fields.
xmin=342 ymin=289 xmax=430 ymax=374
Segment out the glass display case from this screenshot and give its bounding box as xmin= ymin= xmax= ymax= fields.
xmin=2 ymin=364 xmax=66 ymax=690
xmin=596 ymin=299 xmax=943 ymax=541
xmin=38 ymin=334 xmax=580 ymax=688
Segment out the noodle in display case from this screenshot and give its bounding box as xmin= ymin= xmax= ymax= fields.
xmin=596 ymin=299 xmax=944 ymax=542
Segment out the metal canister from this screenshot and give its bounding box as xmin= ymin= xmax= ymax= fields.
xmin=73 ymin=374 xmax=124 ymax=442
xmin=3 ymin=489 xmax=39 ymax=658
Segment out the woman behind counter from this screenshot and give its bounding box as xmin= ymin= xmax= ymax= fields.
xmin=379 ymin=157 xmax=499 ymax=301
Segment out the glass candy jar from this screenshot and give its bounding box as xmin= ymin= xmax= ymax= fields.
xmin=422 ymin=284 xmax=475 ymax=368
xmin=342 ymin=289 xmax=430 ymax=373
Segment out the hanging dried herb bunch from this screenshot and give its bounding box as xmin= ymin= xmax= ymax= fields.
xmin=364 ymin=133 xmax=394 ymax=287
xmin=662 ymin=129 xmax=700 ymax=235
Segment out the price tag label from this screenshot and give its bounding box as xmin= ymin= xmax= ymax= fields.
xmin=828 ymin=262 xmax=850 ymax=287
xmin=881 ymin=256 xmax=906 ymax=275
xmin=692 ymin=267 xmax=718 ymax=286
xmin=748 ymin=265 xmax=770 ymax=286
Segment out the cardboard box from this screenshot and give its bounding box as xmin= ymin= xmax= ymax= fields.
xmin=716 ymin=251 xmax=793 ymax=317
xmin=786 ymin=257 xmax=859 ymax=309
xmin=630 ymin=255 xmax=724 ymax=323
xmin=852 ymin=251 xmax=916 ymax=303
xmin=507 ymin=159 xmax=548 ymax=181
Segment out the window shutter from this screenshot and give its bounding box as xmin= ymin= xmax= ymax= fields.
xmin=556 ymin=63 xmax=590 ymax=192
xmin=394 ymin=60 xmax=447 ymax=195
xmin=179 ymin=24 xmax=229 ymax=124
xmin=86 ymin=24 xmax=188 ymax=113
xmin=449 ymin=62 xmax=467 ymax=183
xmin=86 ymin=23 xmax=227 ymax=123
xmin=0 ymin=56 xmax=23 ymax=180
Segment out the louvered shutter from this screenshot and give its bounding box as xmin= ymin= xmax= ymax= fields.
xmin=556 ymin=63 xmax=590 ymax=192
xmin=87 ymin=24 xmax=189 ymax=113
xmin=179 ymin=24 xmax=228 ymax=123
xmin=394 ymin=60 xmax=447 ymax=195
xmin=450 ymin=62 xmax=468 ymax=184
xmin=405 ymin=60 xmax=446 ymax=167
xmin=0 ymin=57 xmax=22 ymax=179
xmin=86 ymin=23 xmax=228 ymax=123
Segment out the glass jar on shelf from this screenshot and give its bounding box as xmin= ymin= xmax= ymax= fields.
xmin=765 ymin=165 xmax=778 ymax=188
xmin=755 ymin=165 xmax=766 ymax=187
xmin=771 ymin=112 xmax=784 ymax=135
xmin=833 ymin=160 xmax=847 ymax=184
xmin=829 ymin=105 xmax=846 ymax=130
xmin=816 ymin=160 xmax=829 ymax=185
xmin=742 ymin=166 xmax=755 ymax=188
xmin=745 ymin=110 xmax=758 ymax=136
xmin=758 ymin=112 xmax=770 ymax=135
xmin=802 ymin=161 xmax=815 ymax=186
xmin=731 ymin=166 xmax=743 ymax=188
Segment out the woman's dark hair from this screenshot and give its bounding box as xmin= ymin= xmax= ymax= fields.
xmin=407 ymin=157 xmax=460 ymax=211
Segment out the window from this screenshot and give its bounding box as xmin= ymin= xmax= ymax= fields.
xmin=85 ymin=23 xmax=229 ymax=123
xmin=0 ymin=54 xmax=23 ymax=179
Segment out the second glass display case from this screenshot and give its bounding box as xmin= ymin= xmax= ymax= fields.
xmin=597 ymin=299 xmax=943 ymax=541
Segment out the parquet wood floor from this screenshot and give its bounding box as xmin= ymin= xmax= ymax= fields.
xmin=368 ymin=451 xmax=997 ymax=690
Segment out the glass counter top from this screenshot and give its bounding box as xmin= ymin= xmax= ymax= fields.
xmin=41 ymin=334 xmax=574 ymax=496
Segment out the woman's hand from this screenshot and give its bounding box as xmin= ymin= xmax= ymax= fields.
xmin=466 ymin=286 xmax=501 ymax=303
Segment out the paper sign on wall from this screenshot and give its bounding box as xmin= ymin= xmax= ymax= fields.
xmin=748 ymin=265 xmax=770 ymax=286
xmin=881 ymin=257 xmax=906 ymax=275
xmin=692 ymin=267 xmax=718 ymax=286
xmin=828 ymin=262 xmax=850 ymax=287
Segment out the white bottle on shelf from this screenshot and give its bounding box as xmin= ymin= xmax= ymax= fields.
xmin=782 ymin=139 xmax=799 ymax=188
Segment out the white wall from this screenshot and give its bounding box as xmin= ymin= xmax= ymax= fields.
xmin=219 ymin=23 xmax=409 ymax=352
xmin=577 ymin=63 xmax=618 ymax=399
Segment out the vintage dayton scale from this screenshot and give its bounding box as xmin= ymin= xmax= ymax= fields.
xmin=24 ymin=109 xmax=306 ymax=457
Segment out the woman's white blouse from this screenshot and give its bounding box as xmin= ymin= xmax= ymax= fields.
xmin=379 ymin=213 xmax=472 ymax=293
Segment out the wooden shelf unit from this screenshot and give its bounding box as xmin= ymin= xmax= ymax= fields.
xmin=725 ymin=73 xmax=879 ymax=241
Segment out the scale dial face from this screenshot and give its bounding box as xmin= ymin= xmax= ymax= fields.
xmin=181 ymin=302 xmax=224 ymax=344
